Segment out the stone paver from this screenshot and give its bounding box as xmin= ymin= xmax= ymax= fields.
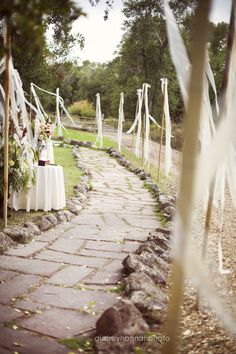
xmin=0 ymin=274 xmax=41 ymax=305
xmin=20 ymin=307 xmax=98 ymax=338
xmin=26 ymin=284 xmax=119 ymax=312
xmin=5 ymin=241 xmax=46 ymax=257
xmin=35 ymin=249 xmax=109 ymax=267
xmin=0 ymin=303 xmax=23 ymax=323
xmin=46 ymin=265 xmax=93 ymax=286
xmin=49 ymin=238 xmax=84 ymax=253
xmin=0 ymin=255 xmax=62 ymax=276
xmin=0 ymin=327 xmax=68 ymax=354
xmin=0 ymin=147 xmax=160 ymax=352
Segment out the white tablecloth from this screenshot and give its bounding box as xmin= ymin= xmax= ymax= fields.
xmin=46 ymin=140 xmax=54 ymax=164
xmin=10 ymin=165 xmax=66 ymax=212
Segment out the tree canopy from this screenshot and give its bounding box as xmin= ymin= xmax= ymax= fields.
xmin=0 ymin=0 xmax=229 ymax=124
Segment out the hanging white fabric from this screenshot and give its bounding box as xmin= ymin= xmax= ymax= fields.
xmin=143 ymin=83 xmax=161 ymax=166
xmin=0 ymin=57 xmax=35 ymax=173
xmin=160 ymin=78 xmax=172 ymax=176
xmin=127 ymin=84 xmax=160 ymax=164
xmin=31 ymin=83 xmax=48 ymax=122
xmin=164 ymin=0 xmax=231 ymax=276
xmin=127 ymin=88 xmax=143 ymax=158
xmin=54 ymin=87 xmax=66 ymax=137
xmin=31 ymin=83 xmax=76 ymax=129
xmin=117 ymin=92 xmax=125 ymax=152
xmin=94 ymin=93 xmax=103 ymax=148
xmin=143 ymin=83 xmax=151 ymax=165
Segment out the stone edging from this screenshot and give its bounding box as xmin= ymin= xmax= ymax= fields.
xmin=0 ymin=146 xmax=91 ymax=253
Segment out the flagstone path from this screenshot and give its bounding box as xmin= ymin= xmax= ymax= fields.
xmin=0 ymin=147 xmax=160 ymax=354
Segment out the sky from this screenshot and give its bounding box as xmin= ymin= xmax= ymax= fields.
xmin=73 ymin=0 xmax=232 ymax=64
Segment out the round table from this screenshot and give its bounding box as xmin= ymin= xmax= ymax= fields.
xmin=10 ymin=165 xmax=66 ymax=212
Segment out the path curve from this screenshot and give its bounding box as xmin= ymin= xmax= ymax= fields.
xmin=0 ymin=147 xmax=160 ymax=353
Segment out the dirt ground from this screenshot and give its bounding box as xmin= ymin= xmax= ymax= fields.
xmin=104 ymin=128 xmax=236 ymax=353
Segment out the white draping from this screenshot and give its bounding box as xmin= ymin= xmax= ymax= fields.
xmin=127 ymin=84 xmax=160 ymax=165
xmin=31 ymin=83 xmax=76 ymax=131
xmin=117 ymin=92 xmax=125 ymax=152
xmin=164 ymin=0 xmax=231 ymax=275
xmin=94 ymin=93 xmax=103 ymax=148
xmin=127 ymin=88 xmax=143 ymax=158
xmin=160 ymin=78 xmax=172 ymax=176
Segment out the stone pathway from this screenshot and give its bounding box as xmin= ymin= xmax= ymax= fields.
xmin=0 ymin=148 xmax=160 ymax=354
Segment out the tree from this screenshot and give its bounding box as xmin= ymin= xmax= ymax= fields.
xmin=105 ymin=0 xmax=195 ymax=123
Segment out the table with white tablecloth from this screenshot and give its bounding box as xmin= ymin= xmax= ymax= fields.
xmin=10 ymin=165 xmax=66 ymax=212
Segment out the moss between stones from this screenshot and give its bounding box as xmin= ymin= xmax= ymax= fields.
xmin=59 ymin=337 xmax=94 ymax=352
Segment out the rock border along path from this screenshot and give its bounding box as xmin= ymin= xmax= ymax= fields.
xmin=0 ymin=147 xmax=160 ymax=354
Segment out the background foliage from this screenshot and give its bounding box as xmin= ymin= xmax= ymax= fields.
xmin=0 ymin=0 xmax=229 ymax=125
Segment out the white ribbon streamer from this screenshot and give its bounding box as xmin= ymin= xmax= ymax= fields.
xmin=127 ymin=88 xmax=143 ymax=158
xmin=94 ymin=93 xmax=103 ymax=148
xmin=164 ymin=0 xmax=231 ymax=276
xmin=160 ymin=78 xmax=172 ymax=176
xmin=117 ymin=92 xmax=125 ymax=152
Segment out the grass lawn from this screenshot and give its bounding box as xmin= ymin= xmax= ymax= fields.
xmin=54 ymin=145 xmax=83 ymax=196
xmin=65 ymin=128 xmax=117 ymax=148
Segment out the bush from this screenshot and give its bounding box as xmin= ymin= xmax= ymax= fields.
xmin=68 ymin=100 xmax=95 ymax=117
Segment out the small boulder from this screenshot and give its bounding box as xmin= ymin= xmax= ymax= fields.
xmin=63 ymin=210 xmax=74 ymax=221
xmin=130 ymin=290 xmax=166 ymax=323
xmin=96 ymin=299 xmax=148 ymax=336
xmin=123 ymin=254 xmax=166 ymax=284
xmin=56 ymin=210 xmax=68 ymax=223
xmin=67 ymin=203 xmax=82 ymax=215
xmin=4 ymin=227 xmax=33 ymax=243
xmin=158 ymin=194 xmax=171 ymax=208
xmin=124 ymin=272 xmax=166 ymax=304
xmin=38 ymin=216 xmax=52 ymax=232
xmin=23 ymin=222 xmax=41 ymax=235
xmin=46 ymin=214 xmax=58 ymax=226
xmin=147 ymin=233 xmax=170 ymax=250
xmin=0 ymin=232 xmax=15 ymax=253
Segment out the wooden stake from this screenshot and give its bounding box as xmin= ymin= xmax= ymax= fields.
xmin=129 ymin=131 xmax=135 ymax=160
xmin=3 ymin=17 xmax=11 ymax=228
xmin=196 ymin=181 xmax=214 ymax=309
xmin=157 ymin=89 xmax=165 ymax=181
xmin=163 ymin=2 xmax=211 ymax=353
xmin=29 ymin=89 xmax=32 ymax=122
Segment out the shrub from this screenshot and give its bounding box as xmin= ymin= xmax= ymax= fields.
xmin=68 ymin=100 xmax=95 ymax=117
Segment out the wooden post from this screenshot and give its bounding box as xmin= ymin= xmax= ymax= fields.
xmin=129 ymin=131 xmax=135 ymax=160
xmin=196 ymin=181 xmax=214 ymax=309
xmin=157 ymin=89 xmax=165 ymax=180
xmin=3 ymin=17 xmax=11 ymax=228
xmin=163 ymin=1 xmax=211 ymax=353
xmin=29 ymin=89 xmax=32 ymax=122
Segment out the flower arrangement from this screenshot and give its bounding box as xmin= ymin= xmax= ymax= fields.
xmin=38 ymin=119 xmax=54 ymax=142
xmin=0 ymin=119 xmax=35 ymax=214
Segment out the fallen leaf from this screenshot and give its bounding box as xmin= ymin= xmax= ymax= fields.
xmin=14 ymin=309 xmax=22 ymax=313
xmin=183 ymin=329 xmax=191 ymax=336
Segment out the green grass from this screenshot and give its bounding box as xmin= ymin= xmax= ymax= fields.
xmin=54 ymin=145 xmax=83 ymax=197
xmin=59 ymin=338 xmax=94 ymax=352
xmin=65 ymin=128 xmax=117 ymax=148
